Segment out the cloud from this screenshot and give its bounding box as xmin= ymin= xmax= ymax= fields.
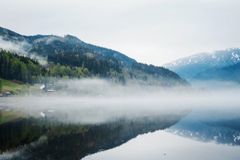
xmin=1 ymin=0 xmax=240 ymax=65
xmin=0 ymin=36 xmax=47 ymax=65
xmin=0 ymin=37 xmax=30 ymax=54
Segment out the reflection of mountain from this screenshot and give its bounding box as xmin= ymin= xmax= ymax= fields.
xmin=164 ymin=48 xmax=240 ymax=82
xmin=169 ymin=110 xmax=240 ymax=145
xmin=0 ymin=114 xmax=185 ymax=160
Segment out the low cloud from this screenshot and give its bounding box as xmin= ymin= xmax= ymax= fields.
xmin=0 ymin=37 xmax=47 ymax=65
xmin=1 ymin=79 xmax=240 ymax=124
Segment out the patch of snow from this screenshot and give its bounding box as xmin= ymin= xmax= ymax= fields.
xmin=233 ymin=134 xmax=240 ymax=142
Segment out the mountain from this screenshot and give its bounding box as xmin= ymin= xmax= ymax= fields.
xmin=195 ymin=62 xmax=240 ymax=82
xmin=164 ymin=48 xmax=240 ymax=81
xmin=0 ymin=27 xmax=187 ymax=86
xmin=0 ymin=27 xmax=135 ymax=65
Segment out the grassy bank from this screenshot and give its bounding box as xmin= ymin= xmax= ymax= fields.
xmin=0 ymin=78 xmax=29 ymax=95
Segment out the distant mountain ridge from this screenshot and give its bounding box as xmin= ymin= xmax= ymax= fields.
xmin=195 ymin=62 xmax=240 ymax=82
xmin=164 ymin=48 xmax=240 ymax=81
xmin=0 ymin=27 xmax=136 ymax=65
xmin=0 ymin=26 xmax=187 ymax=86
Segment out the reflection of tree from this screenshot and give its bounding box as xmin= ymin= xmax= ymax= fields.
xmin=0 ymin=79 xmax=2 ymax=92
xmin=0 ymin=114 xmax=185 ymax=160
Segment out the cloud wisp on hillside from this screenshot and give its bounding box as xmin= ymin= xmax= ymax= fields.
xmin=0 ymin=36 xmax=47 ymax=65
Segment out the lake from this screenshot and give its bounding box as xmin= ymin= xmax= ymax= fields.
xmin=1 ymin=87 xmax=240 ymax=160
xmin=83 ymin=130 xmax=240 ymax=160
xmin=83 ymin=109 xmax=240 ymax=160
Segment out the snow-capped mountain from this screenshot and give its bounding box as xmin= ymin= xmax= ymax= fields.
xmin=164 ymin=48 xmax=240 ymax=80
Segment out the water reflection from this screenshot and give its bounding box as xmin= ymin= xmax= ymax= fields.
xmin=83 ymin=109 xmax=240 ymax=160
xmin=169 ymin=109 xmax=240 ymax=145
xmin=83 ymin=130 xmax=240 ymax=160
xmin=1 ymin=93 xmax=240 ymax=160
xmin=0 ymin=114 xmax=183 ymax=160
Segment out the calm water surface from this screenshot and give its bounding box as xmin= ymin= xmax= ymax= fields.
xmin=83 ymin=109 xmax=240 ymax=160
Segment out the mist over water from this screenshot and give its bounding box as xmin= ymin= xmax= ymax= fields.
xmin=1 ymin=79 xmax=240 ymax=160
xmin=1 ymin=79 xmax=240 ymax=124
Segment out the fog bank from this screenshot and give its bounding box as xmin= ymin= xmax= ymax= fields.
xmin=0 ymin=79 xmax=240 ymax=124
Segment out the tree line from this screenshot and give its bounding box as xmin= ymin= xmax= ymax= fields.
xmin=0 ymin=50 xmax=46 ymax=83
xmin=0 ymin=49 xmax=185 ymax=86
xmin=47 ymin=52 xmax=122 ymax=77
xmin=0 ymin=50 xmax=89 ymax=83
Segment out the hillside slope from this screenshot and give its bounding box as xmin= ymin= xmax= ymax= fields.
xmin=0 ymin=26 xmax=187 ymax=86
xmin=195 ymin=63 xmax=240 ymax=82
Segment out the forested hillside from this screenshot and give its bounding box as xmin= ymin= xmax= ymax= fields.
xmin=0 ymin=26 xmax=188 ymax=86
xmin=0 ymin=49 xmax=46 ymax=83
xmin=47 ymin=52 xmax=122 ymax=78
xmin=0 ymin=50 xmax=89 ymax=84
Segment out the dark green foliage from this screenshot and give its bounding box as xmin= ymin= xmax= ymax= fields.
xmin=48 ymin=52 xmax=122 ymax=77
xmin=47 ymin=52 xmax=188 ymax=85
xmin=48 ymin=63 xmax=89 ymax=78
xmin=0 ymin=49 xmax=187 ymax=86
xmin=0 ymin=50 xmax=90 ymax=83
xmin=0 ymin=79 xmax=2 ymax=91
xmin=0 ymin=49 xmax=46 ymax=83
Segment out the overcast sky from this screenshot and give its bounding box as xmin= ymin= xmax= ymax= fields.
xmin=1 ymin=0 xmax=240 ymax=65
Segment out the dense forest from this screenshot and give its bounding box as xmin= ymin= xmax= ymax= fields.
xmin=48 ymin=52 xmax=122 ymax=78
xmin=0 ymin=49 xmax=46 ymax=83
xmin=0 ymin=50 xmax=89 ymax=84
xmin=0 ymin=48 xmax=187 ymax=86
xmin=0 ymin=49 xmax=127 ymax=85
xmin=47 ymin=52 xmax=187 ymax=85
